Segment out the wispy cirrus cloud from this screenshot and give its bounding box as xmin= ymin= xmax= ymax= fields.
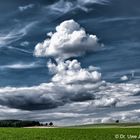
xmin=0 ymin=62 xmax=40 ymax=70
xmin=46 ymin=0 xmax=109 ymax=14
xmin=18 ymin=4 xmax=35 ymax=12
xmin=0 ymin=21 xmax=37 ymax=47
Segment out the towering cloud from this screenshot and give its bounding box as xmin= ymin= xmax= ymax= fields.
xmin=0 ymin=19 xmax=139 ymax=125
xmin=48 ymin=59 xmax=101 ymax=84
xmin=34 ymin=20 xmax=101 ymax=59
xmin=0 ymin=20 xmax=104 ymax=111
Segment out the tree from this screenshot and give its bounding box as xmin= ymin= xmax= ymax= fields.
xmin=49 ymin=122 xmax=53 ymax=126
xmin=40 ymin=123 xmax=43 ymax=126
xmin=116 ymin=120 xmax=119 ymax=123
xmin=45 ymin=123 xmax=48 ymax=126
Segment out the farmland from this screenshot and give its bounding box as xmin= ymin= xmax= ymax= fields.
xmin=0 ymin=125 xmax=140 ymax=140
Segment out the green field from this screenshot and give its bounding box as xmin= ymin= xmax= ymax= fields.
xmin=0 ymin=127 xmax=140 ymax=140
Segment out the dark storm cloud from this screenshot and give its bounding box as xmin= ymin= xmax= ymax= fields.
xmin=0 ymin=83 xmax=97 ymax=111
xmin=0 ymin=86 xmax=63 ymax=110
xmin=0 ymin=95 xmax=64 ymax=110
xmin=70 ymin=92 xmax=95 ymax=102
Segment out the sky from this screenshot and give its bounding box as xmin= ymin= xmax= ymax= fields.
xmin=0 ymin=0 xmax=140 ymax=126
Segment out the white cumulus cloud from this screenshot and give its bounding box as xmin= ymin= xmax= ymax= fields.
xmin=48 ymin=59 xmax=101 ymax=84
xmin=34 ymin=19 xmax=101 ymax=59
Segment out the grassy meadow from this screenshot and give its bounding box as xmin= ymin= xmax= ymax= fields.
xmin=0 ymin=125 xmax=140 ymax=140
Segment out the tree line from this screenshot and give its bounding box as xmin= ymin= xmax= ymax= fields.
xmin=0 ymin=120 xmax=53 ymax=127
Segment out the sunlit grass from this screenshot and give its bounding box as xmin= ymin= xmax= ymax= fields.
xmin=0 ymin=127 xmax=140 ymax=140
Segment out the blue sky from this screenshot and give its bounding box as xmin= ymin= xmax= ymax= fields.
xmin=0 ymin=0 xmax=140 ymax=125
